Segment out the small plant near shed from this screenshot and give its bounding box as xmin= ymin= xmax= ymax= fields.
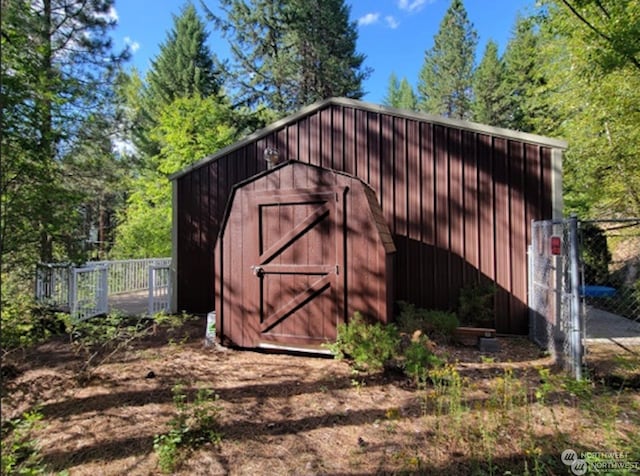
xmin=1 ymin=408 xmax=46 ymax=475
xmin=403 ymin=333 xmax=444 ymax=383
xmin=396 ymin=301 xmax=459 ymax=342
xmin=325 ymin=312 xmax=400 ymax=372
xmin=457 ymin=283 xmax=496 ymax=328
xmin=154 ymin=384 xmax=222 ymax=473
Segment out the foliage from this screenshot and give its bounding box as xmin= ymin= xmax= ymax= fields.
xmin=471 ymin=40 xmax=508 ymax=126
xmin=417 ymin=0 xmax=477 ymax=119
xmin=67 ymin=313 xmax=157 ymax=383
xmin=539 ymin=0 xmax=640 ymax=217
xmin=1 ymin=408 xmax=46 ymax=475
xmin=0 ymin=0 xmax=128 ymax=266
xmin=325 ymin=312 xmax=400 ymax=372
xmin=457 ymin=283 xmax=496 ymax=327
xmin=500 ymin=15 xmax=558 ymax=134
xmin=112 ymin=94 xmax=238 ymax=258
xmin=0 ymin=272 xmax=66 ymax=355
xmin=403 ymin=334 xmax=444 ymax=383
xmin=396 ymin=301 xmax=459 ymax=342
xmin=383 ymin=73 xmax=418 ymax=111
xmin=154 ymin=384 xmax=222 ymax=473
xmin=209 ymin=0 xmax=370 ymax=114
xmin=579 ymin=223 xmax=612 ymax=285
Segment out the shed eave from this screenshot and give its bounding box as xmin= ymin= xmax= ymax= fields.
xmin=170 ymin=97 xmax=568 ymax=181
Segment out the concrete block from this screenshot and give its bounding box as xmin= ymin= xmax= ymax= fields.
xmin=478 ymin=337 xmax=500 ymax=353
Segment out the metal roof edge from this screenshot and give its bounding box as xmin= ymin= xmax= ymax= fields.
xmin=171 ymin=97 xmax=567 ymax=181
xmin=331 ymin=97 xmax=568 ymax=150
xmin=170 ymin=99 xmax=335 ymax=181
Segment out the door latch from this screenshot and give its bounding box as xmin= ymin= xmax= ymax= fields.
xmin=251 ymin=265 xmax=264 ymax=277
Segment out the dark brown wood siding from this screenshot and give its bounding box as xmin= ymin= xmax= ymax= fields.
xmin=176 ymin=101 xmax=557 ymax=334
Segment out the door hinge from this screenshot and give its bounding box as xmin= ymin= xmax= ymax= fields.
xmin=335 ymin=264 xmax=339 ymax=275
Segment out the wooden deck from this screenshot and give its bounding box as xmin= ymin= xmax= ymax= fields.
xmin=108 ymin=290 xmax=150 ymax=316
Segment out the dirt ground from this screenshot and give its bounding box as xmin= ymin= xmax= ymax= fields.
xmin=2 ymin=317 xmax=639 ymax=475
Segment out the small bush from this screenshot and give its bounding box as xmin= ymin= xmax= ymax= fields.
xmin=1 ymin=408 xmax=46 ymax=475
xmin=403 ymin=333 xmax=444 ymax=383
xmin=325 ymin=312 xmax=400 ymax=372
xmin=1 ymin=273 xmax=66 ymax=355
xmin=154 ymin=384 xmax=222 ymax=473
xmin=457 ymin=283 xmax=496 ymax=327
xmin=397 ymin=302 xmax=459 ymax=342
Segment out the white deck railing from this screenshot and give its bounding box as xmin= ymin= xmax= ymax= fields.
xmin=36 ymin=258 xmax=171 ymax=320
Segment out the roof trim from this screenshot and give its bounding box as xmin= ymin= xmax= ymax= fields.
xmin=171 ymin=97 xmax=568 ymax=181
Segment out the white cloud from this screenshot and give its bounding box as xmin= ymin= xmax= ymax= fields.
xmin=358 ymin=12 xmax=380 ymax=26
xmin=385 ymin=16 xmax=400 ymax=29
xmin=124 ymin=36 xmax=140 ymax=53
xmin=397 ymin=0 xmax=432 ymax=13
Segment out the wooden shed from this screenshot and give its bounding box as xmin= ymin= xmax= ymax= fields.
xmin=215 ymin=161 xmax=395 ymax=348
xmin=170 ymin=97 xmax=566 ymax=336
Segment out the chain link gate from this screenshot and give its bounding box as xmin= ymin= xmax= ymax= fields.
xmin=529 ymin=217 xmax=640 ymax=379
xmin=529 ymin=217 xmax=583 ymax=378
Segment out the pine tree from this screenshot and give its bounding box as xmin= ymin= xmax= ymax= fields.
xmin=383 ymin=73 xmax=417 ymax=111
xmin=147 ymin=3 xmax=221 ymax=106
xmin=417 ymin=0 xmax=477 ymax=119
xmin=501 ymin=16 xmax=554 ymax=133
xmin=210 ymin=0 xmax=370 ymax=114
xmin=471 ymin=40 xmax=507 ymax=126
xmin=1 ymin=0 xmax=127 ymax=265
xmin=134 ymin=2 xmax=223 ymax=157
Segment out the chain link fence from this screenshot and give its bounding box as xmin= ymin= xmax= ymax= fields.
xmin=529 ymin=217 xmax=640 ymax=379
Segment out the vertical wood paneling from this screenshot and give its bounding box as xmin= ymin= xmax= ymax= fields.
xmin=368 ymin=112 xmax=381 ymax=201
xmin=355 ymin=109 xmax=367 ymax=180
xmin=509 ymin=140 xmax=528 ymax=333
xmin=448 ymin=128 xmax=464 ymax=308
xmin=332 ymin=106 xmax=344 ymax=171
xmin=380 ymin=115 xmax=394 ymax=233
xmin=421 ymin=123 xmax=435 ymax=307
xmin=407 ymin=120 xmax=421 ymax=305
xmin=477 ymin=134 xmax=495 ymax=284
xmin=310 ymin=113 xmax=320 ymax=166
xmin=182 ymin=102 xmax=559 ymax=333
xmin=434 ymin=125 xmax=449 ymax=308
xmin=463 ymin=131 xmax=479 ymax=284
xmin=493 ymin=138 xmax=510 ymax=331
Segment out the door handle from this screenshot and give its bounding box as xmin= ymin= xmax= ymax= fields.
xmin=251 ymin=265 xmax=264 ymax=277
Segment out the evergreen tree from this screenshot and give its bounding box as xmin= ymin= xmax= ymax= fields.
xmin=113 ymin=3 xmax=239 ymax=258
xmin=501 ymin=16 xmax=555 ymax=133
xmin=210 ymin=0 xmax=370 ymax=114
xmin=1 ymin=0 xmax=127 ymax=266
xmin=134 ymin=2 xmax=223 ymax=157
xmin=147 ymin=3 xmax=221 ymax=106
xmin=471 ymin=40 xmax=507 ymax=126
xmin=417 ymin=0 xmax=477 ymax=119
xmin=383 ymin=73 xmax=417 ymax=111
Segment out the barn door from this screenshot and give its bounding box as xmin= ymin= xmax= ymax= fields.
xmin=248 ymin=189 xmax=344 ymax=347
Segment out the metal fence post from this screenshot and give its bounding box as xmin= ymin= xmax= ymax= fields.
xmin=569 ymin=215 xmax=583 ymax=380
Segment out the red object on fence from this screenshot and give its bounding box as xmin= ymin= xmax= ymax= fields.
xmin=550 ymin=236 xmax=562 ymax=255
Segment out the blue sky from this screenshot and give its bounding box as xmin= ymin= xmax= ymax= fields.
xmin=112 ymin=0 xmax=536 ymax=104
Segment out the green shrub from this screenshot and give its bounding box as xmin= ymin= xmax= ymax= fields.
xmin=154 ymin=385 xmax=222 ymax=473
xmin=325 ymin=312 xmax=400 ymax=372
xmin=403 ymin=334 xmax=444 ymax=383
xmin=396 ymin=302 xmax=459 ymax=342
xmin=1 ymin=408 xmax=46 ymax=475
xmin=457 ymin=283 xmax=496 ymax=327
xmin=1 ymin=273 xmax=66 ymax=354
